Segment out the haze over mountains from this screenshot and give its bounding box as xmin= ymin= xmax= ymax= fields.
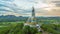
xmin=0 ymin=15 xmax=60 ymax=22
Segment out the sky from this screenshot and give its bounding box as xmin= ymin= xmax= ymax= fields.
xmin=0 ymin=0 xmax=60 ymax=17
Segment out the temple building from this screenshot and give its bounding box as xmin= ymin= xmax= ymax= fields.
xmin=24 ymin=7 xmax=40 ymax=31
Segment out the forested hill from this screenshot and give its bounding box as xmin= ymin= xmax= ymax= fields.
xmin=0 ymin=15 xmax=60 ymax=22
xmin=0 ymin=15 xmax=28 ymax=22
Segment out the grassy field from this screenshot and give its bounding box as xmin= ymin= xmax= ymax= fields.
xmin=0 ymin=21 xmax=60 ymax=34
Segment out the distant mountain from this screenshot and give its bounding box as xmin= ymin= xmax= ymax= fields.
xmin=0 ymin=15 xmax=60 ymax=22
xmin=0 ymin=15 xmax=28 ymax=22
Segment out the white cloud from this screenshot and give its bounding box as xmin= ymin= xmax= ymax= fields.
xmin=0 ymin=0 xmax=60 ymax=16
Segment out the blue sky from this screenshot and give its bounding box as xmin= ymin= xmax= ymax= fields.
xmin=0 ymin=0 xmax=60 ymax=16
